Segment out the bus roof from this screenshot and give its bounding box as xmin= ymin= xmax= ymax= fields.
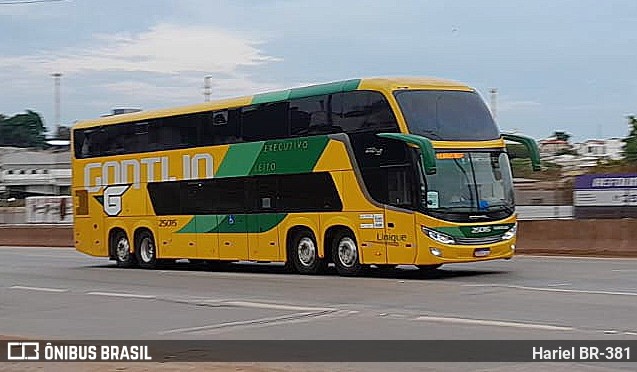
xmin=73 ymin=77 xmax=473 ymax=130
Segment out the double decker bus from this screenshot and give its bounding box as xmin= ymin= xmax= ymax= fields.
xmin=71 ymin=77 xmax=540 ymax=276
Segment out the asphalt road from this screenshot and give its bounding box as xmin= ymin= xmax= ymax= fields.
xmin=1 ymin=247 xmax=636 ymax=370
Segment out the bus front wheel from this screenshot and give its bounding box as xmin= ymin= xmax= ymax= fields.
xmin=135 ymin=230 xmax=157 ymax=269
xmin=290 ymin=230 xmax=326 ymax=275
xmin=333 ymin=232 xmax=363 ymax=276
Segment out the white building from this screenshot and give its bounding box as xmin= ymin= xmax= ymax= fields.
xmin=0 ymin=148 xmax=71 ymax=197
xmin=538 ymin=138 xmax=571 ymax=157
xmin=574 ymin=138 xmax=624 ymax=161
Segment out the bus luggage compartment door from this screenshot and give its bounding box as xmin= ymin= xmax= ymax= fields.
xmin=218 ymin=214 xmax=249 ymax=260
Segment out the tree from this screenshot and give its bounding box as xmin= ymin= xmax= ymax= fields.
xmin=0 ymin=110 xmax=47 ymax=148
xmin=623 ymin=115 xmax=637 ymax=162
xmin=505 ymin=143 xmax=529 ymax=159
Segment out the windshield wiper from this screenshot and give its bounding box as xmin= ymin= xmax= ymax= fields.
xmin=427 ymin=206 xmax=477 ymax=213
xmin=485 ymin=203 xmax=515 ymax=214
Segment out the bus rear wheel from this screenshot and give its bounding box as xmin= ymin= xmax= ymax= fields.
xmin=333 ymin=232 xmax=364 ymax=276
xmin=290 ymin=230 xmax=326 ymax=275
xmin=112 ymin=230 xmax=136 ymax=268
xmin=135 ymin=230 xmax=158 ymax=269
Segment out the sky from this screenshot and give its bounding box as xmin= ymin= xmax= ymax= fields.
xmin=1 ymin=0 xmax=636 ymax=142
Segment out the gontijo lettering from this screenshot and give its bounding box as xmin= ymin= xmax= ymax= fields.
xmin=83 ymin=153 xmax=213 ymax=192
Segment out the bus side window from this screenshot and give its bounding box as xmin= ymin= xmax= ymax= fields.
xmin=255 ymin=176 xmax=278 ymax=211
xmin=90 ymin=129 xmax=108 ymax=157
xmin=81 ymin=137 xmax=90 ymax=157
xmin=331 ymin=91 xmax=398 ymax=133
xmin=73 ymin=130 xmax=90 ymax=158
xmin=241 ymin=102 xmax=289 ymax=142
xmin=200 ymin=109 xmax=242 ymax=145
xmin=290 ymin=95 xmax=328 ymax=136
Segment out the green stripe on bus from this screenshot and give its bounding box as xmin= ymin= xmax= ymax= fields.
xmin=177 ymin=215 xmax=221 ymax=233
xmin=251 ymin=79 xmax=361 ymax=105
xmin=212 ymin=213 xmax=287 ymax=233
xmin=215 ymin=136 xmax=329 ymax=178
xmin=215 ymin=142 xmax=264 ymax=177
xmin=177 ymin=213 xmax=287 ymax=234
xmin=249 ymin=136 xmax=329 ymax=175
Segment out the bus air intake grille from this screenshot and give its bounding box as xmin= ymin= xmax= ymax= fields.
xmin=454 ymin=235 xmax=503 ymax=245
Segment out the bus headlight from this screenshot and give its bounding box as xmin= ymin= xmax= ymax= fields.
xmin=422 ymin=227 xmax=455 ymax=245
xmin=501 ymin=223 xmax=517 ymax=240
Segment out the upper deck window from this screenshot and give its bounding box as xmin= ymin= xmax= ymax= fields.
xmin=394 ymin=90 xmax=500 ymax=141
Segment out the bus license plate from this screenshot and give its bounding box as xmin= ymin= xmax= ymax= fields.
xmin=474 ymin=248 xmax=490 ymax=257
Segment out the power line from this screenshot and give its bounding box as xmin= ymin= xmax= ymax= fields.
xmin=0 ymin=0 xmax=64 ymax=5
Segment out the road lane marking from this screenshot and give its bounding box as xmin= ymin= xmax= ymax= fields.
xmin=9 ymin=285 xmax=69 ymax=293
xmin=415 ymin=315 xmax=573 ymax=331
xmin=464 ymin=284 xmax=637 ymax=297
xmin=160 ymin=311 xmax=337 ymax=335
xmin=217 ymin=301 xmax=335 ymax=312
xmin=87 ymin=291 xmax=156 ymax=299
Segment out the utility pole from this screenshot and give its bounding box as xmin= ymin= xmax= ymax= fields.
xmin=203 ymin=75 xmax=212 ymax=102
xmin=52 ymin=72 xmax=62 ymax=137
xmin=489 ymin=88 xmax=498 ymax=121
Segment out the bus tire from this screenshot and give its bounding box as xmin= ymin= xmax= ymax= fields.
xmin=135 ymin=230 xmax=158 ymax=269
xmin=333 ymin=231 xmax=363 ymax=276
xmin=290 ymin=230 xmax=326 ymax=275
xmin=112 ymin=230 xmax=136 ymax=268
xmin=417 ymin=264 xmax=442 ymax=271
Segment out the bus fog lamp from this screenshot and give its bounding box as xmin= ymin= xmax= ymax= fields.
xmin=429 ymin=247 xmax=442 ymax=257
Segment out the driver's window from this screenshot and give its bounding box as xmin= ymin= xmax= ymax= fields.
xmin=387 ymin=166 xmax=415 ymax=208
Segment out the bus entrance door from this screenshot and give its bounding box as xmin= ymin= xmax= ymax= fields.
xmin=383 ymin=208 xmax=417 ymax=265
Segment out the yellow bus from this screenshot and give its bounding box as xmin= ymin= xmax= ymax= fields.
xmin=71 ymin=77 xmax=540 ymax=276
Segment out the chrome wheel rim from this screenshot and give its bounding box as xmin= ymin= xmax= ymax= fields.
xmin=297 ymin=237 xmax=316 ymax=267
xmin=337 ymin=237 xmax=358 ymax=268
xmin=115 ymin=237 xmax=130 ymax=262
xmin=140 ymin=237 xmax=154 ymax=263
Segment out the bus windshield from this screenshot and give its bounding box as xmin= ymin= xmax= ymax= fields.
xmin=421 ymin=151 xmax=515 ymax=215
xmin=394 ymin=90 xmax=500 ymax=141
